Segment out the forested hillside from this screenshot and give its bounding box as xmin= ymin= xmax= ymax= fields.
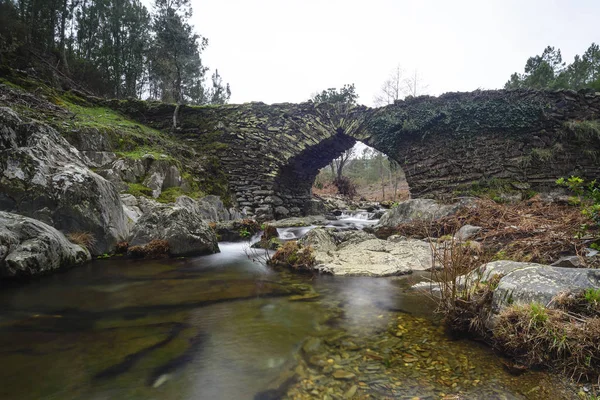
xmin=0 ymin=0 xmax=229 ymax=104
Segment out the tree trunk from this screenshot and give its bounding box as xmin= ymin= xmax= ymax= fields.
xmin=379 ymin=157 xmax=385 ymax=200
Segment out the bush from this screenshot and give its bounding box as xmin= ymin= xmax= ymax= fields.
xmin=494 ymin=299 xmax=600 ymax=382
xmin=114 ymin=241 xmax=129 ymax=254
xmin=66 ymin=232 xmax=96 ymax=250
xmin=268 ymin=241 xmax=316 ymax=271
xmin=557 ymin=176 xmax=600 ymax=224
xmin=127 ymin=240 xmax=170 ymax=259
xmin=333 ymin=176 xmax=357 ymax=198
xmin=237 ymin=219 xmax=261 ymax=239
xmin=261 ymin=224 xmax=278 ymax=241
xmin=252 ymin=224 xmax=281 ymax=250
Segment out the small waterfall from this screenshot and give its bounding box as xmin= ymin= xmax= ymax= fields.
xmin=276 ymin=226 xmax=316 ymax=240
xmin=339 ymin=210 xmax=375 ymax=220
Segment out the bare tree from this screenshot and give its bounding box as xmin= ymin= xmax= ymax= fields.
xmin=378 ymin=154 xmax=386 ymax=200
xmin=374 ymin=64 xmax=404 ymax=106
xmin=403 ymin=69 xmax=429 ymax=97
xmin=333 ymin=147 xmax=356 ymax=180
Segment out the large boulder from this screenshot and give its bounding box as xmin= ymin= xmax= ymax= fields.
xmin=377 ymin=198 xmax=469 ymax=228
xmin=176 ymin=195 xmax=240 ymax=222
xmin=477 ymin=261 xmax=600 ymax=314
xmin=129 ymin=203 xmax=219 ymax=256
xmin=0 ymin=211 xmax=90 ymax=278
xmin=300 ymin=227 xmax=432 ymax=276
xmin=0 ymin=107 xmax=129 ymax=254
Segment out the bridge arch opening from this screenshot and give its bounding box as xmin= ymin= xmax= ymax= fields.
xmin=270 ymin=129 xmax=408 ymax=219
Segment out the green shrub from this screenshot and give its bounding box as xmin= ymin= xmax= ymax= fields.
xmin=556 ymin=176 xmax=600 ymax=224
xmin=268 ymin=241 xmax=316 ymax=271
xmin=584 ymin=288 xmax=600 ymax=304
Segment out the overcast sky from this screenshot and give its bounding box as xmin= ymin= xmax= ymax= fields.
xmin=184 ymin=0 xmax=598 ymax=106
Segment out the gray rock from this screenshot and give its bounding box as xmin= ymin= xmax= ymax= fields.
xmin=254 ymin=205 xmax=274 ymax=221
xmin=264 ymin=195 xmax=284 ymax=206
xmin=550 ymin=255 xmax=583 ymax=268
xmin=0 ymin=107 xmax=129 ymax=255
xmin=120 ymin=194 xmax=143 ymax=231
xmin=65 ymin=127 xmax=112 ymax=152
xmin=142 ymin=159 xmax=182 ymax=198
xmin=305 ymin=199 xmax=327 ymax=216
xmin=270 ymin=216 xmax=328 ymax=228
xmin=107 ymin=158 xmax=145 ymax=183
xmin=454 ymin=225 xmax=482 ymax=241
xmin=81 ymin=151 xmax=116 ymax=168
xmin=130 ymin=204 xmax=219 ymax=256
xmin=377 ymin=198 xmax=470 ymax=228
xmin=473 ymin=260 xmax=600 ymax=326
xmin=275 ymin=206 xmax=290 ymax=218
xmin=175 ymin=195 xmax=237 ymax=222
xmin=0 ymin=211 xmax=90 ymax=278
xmin=387 ymin=234 xmax=408 ymax=243
xmin=333 ymin=230 xmax=377 ymax=248
xmin=301 ymin=227 xmax=432 ymax=276
xmin=301 ymin=228 xmax=337 ymax=254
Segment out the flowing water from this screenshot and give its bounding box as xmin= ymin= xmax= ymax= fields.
xmin=0 ymin=216 xmax=580 ymax=400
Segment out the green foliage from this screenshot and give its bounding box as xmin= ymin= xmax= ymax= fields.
xmin=584 ymin=288 xmax=600 ymax=304
xmin=529 ymin=302 xmax=549 ymax=325
xmin=556 ymin=176 xmax=600 ymax=224
xmin=149 ymin=0 xmax=208 ymax=104
xmin=238 ymin=227 xmax=251 ymax=238
xmin=156 ymin=186 xmax=204 ymax=203
xmin=492 ymin=250 xmax=509 ymax=261
xmin=127 ymin=183 xmax=153 ymax=197
xmin=117 ymin=147 xmax=173 ymax=161
xmin=0 ymin=0 xmax=230 ymax=104
xmin=506 ymin=43 xmax=600 ymax=90
xmin=311 ymin=84 xmax=358 ymax=105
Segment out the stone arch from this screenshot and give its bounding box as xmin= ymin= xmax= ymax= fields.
xmin=120 ymin=89 xmax=600 ymax=220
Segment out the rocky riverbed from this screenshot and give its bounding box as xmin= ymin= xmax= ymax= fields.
xmin=0 ymin=240 xmax=585 ymax=400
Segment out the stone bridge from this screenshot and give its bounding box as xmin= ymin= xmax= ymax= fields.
xmin=116 ymin=89 xmax=600 ymax=219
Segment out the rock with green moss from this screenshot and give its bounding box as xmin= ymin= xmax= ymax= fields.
xmin=0 ymin=107 xmax=129 ymax=255
xmin=472 ymin=261 xmax=600 ymax=325
xmin=0 ymin=211 xmax=90 ymax=278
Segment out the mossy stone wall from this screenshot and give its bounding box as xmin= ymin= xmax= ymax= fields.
xmin=113 ymin=89 xmax=600 ymax=218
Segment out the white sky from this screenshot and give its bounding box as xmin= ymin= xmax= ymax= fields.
xmin=183 ymin=0 xmax=599 ymax=106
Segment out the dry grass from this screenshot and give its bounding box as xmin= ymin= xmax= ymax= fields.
xmin=114 ymin=241 xmax=129 ymax=254
xmin=66 ymin=232 xmax=96 ymax=250
xmin=127 ymin=240 xmax=170 ymax=259
xmin=381 ymin=197 xmax=598 ymax=266
xmin=420 ymin=218 xmax=495 ymax=335
xmin=494 ymin=298 xmax=600 ymax=383
xmin=268 ymin=241 xmax=316 ymax=272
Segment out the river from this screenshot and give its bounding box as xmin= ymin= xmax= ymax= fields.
xmin=0 ymin=213 xmax=580 ymax=399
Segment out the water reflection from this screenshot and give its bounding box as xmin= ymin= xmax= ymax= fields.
xmin=0 ymin=230 xmax=580 ymax=400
